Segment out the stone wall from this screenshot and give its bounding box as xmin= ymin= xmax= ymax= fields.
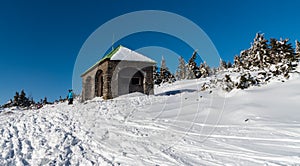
xmin=81 ymin=60 xmax=109 ymax=101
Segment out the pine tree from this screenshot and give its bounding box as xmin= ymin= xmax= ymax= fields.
xmin=159 ymin=56 xmax=176 ymax=84
xmin=236 ymin=73 xmax=258 ymax=89
xmin=43 ymin=97 xmax=48 ymax=105
xmin=276 ymin=38 xmax=294 ymax=63
xmin=19 ymin=90 xmax=26 ymax=105
xmin=160 ymin=56 xmax=167 ymax=72
xmin=160 ymin=68 xmax=175 ymax=83
xmin=269 ymin=38 xmax=296 ymax=73
xmin=15 ymin=90 xmax=31 ymax=107
xmin=237 ymin=74 xmax=248 ymax=89
xmin=199 ymin=61 xmax=211 ymax=78
xmin=219 ymin=58 xmax=227 ymax=70
xmin=223 ymin=74 xmax=234 ymax=92
xmin=160 ymin=56 xmax=168 ymax=82
xmin=248 ymin=33 xmax=269 ymax=69
xmin=30 ymin=97 xmax=34 ymax=106
xmin=239 ymin=50 xmax=251 ymax=70
xmin=186 ymin=64 xmax=195 ymax=79
xmin=233 ymin=55 xmax=241 ymax=69
xmin=269 ymin=38 xmax=280 ymax=64
xmin=227 ymin=61 xmax=232 ymax=68
xmin=153 ymin=65 xmax=161 ymax=85
xmin=176 ymin=56 xmax=187 ymax=80
xmin=13 ymin=92 xmax=19 ymax=106
xmin=187 ymin=50 xmax=200 ymax=79
xmin=175 ymin=70 xmax=179 ymax=81
xmin=237 ymin=33 xmax=270 ymax=70
xmin=296 ymin=40 xmax=300 ymax=60
xmin=204 ymin=61 xmax=212 ymax=75
xmin=211 ymin=67 xmax=218 ymax=75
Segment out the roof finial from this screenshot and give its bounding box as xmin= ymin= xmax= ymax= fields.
xmin=112 ymin=33 xmax=115 ymax=51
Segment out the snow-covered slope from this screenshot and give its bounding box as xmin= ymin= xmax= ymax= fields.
xmin=1 ymin=74 xmax=300 ymax=165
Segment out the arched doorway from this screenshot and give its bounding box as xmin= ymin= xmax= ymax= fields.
xmin=95 ymin=70 xmax=103 ymax=97
xmin=118 ymin=68 xmax=144 ymax=96
xmin=129 ymin=71 xmax=144 ymax=93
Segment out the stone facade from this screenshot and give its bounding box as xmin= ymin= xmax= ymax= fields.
xmin=81 ymin=59 xmax=154 ymax=101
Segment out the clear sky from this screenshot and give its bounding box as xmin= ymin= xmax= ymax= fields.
xmin=1 ymin=0 xmax=300 ymax=104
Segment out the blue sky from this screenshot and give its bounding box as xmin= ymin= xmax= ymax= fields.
xmin=1 ymin=0 xmax=300 ymax=104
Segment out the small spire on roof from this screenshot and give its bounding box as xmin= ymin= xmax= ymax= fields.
xmin=111 ymin=33 xmax=115 ymax=51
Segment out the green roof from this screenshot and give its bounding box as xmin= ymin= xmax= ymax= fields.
xmin=81 ymin=46 xmax=122 ymax=77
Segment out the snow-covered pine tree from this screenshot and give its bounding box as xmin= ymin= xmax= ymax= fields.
xmin=269 ymin=38 xmax=296 ymax=75
xmin=219 ymin=58 xmax=227 ymax=71
xmin=13 ymin=92 xmax=19 ymax=106
xmin=211 ymin=67 xmax=218 ymax=75
xmin=269 ymin=38 xmax=280 ymax=64
xmin=160 ymin=56 xmax=167 ymax=72
xmin=199 ymin=61 xmax=211 ymax=78
xmin=160 ymin=56 xmax=168 ymax=82
xmin=43 ymin=97 xmax=48 ymax=105
xmin=227 ymin=61 xmax=232 ymax=68
xmin=277 ymin=38 xmax=296 ymax=73
xmin=204 ymin=61 xmax=212 ymax=76
xmin=233 ymin=55 xmax=242 ymax=70
xmin=275 ymin=38 xmax=294 ymax=63
xmin=153 ymin=65 xmax=162 ymax=85
xmin=18 ymin=90 xmax=31 ymax=107
xmin=248 ymin=33 xmax=269 ymax=69
xmin=296 ymin=40 xmax=300 ymax=60
xmin=236 ymin=73 xmax=258 ymax=89
xmin=222 ymin=74 xmax=234 ymax=92
xmin=236 ymin=74 xmax=249 ymax=89
xmin=187 ymin=50 xmax=200 ymax=79
xmin=19 ymin=90 xmax=26 ymax=105
xmin=160 ymin=68 xmax=176 ymax=83
xmin=237 ymin=33 xmax=269 ymax=70
xmin=175 ymin=69 xmax=180 ymax=81
xmin=168 ymin=72 xmax=176 ymax=83
xmin=241 ymin=50 xmax=251 ymax=70
xmin=186 ymin=64 xmax=195 ymax=79
xmin=175 ymin=56 xmax=187 ymax=80
xmin=159 ymin=56 xmax=176 ymax=84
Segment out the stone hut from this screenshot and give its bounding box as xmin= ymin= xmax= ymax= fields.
xmin=81 ymin=45 xmax=156 ymax=101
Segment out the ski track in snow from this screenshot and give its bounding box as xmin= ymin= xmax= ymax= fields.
xmin=1 ymin=78 xmax=300 ymax=165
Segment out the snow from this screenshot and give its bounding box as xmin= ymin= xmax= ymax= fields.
xmin=110 ymin=46 xmax=156 ymax=63
xmin=1 ymin=73 xmax=300 ymax=165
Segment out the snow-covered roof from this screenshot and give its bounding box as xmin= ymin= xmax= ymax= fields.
xmin=82 ymin=45 xmax=156 ymax=76
xmin=110 ymin=46 xmax=156 ymax=63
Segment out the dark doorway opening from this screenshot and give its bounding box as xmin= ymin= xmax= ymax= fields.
xmin=95 ymin=70 xmax=103 ymax=97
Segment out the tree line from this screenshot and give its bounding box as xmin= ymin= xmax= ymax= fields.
xmin=1 ymin=90 xmax=70 ymax=109
xmin=153 ymin=33 xmax=300 ymax=90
